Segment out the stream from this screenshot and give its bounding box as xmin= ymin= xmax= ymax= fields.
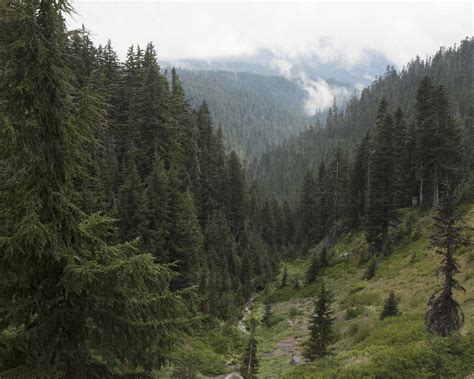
xmin=237 ymin=296 xmax=255 ymax=333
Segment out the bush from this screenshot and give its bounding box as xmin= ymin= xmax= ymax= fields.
xmin=288 ymin=306 xmax=303 ymax=318
xmin=345 ymin=306 xmax=365 ymax=320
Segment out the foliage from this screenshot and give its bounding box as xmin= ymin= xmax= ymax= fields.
xmin=380 ymin=291 xmax=400 ymax=320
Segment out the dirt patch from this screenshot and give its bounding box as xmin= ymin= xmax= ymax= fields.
xmin=272 ymin=336 xmax=303 ymax=358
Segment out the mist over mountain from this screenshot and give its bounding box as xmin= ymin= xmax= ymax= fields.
xmin=161 ymin=49 xmax=391 ymax=156
xmin=162 ymin=48 xmax=391 ymax=110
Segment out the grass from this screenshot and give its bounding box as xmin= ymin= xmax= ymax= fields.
xmin=249 ymin=205 xmax=474 ymax=378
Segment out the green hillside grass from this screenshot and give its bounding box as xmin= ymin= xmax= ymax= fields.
xmin=246 ymin=205 xmax=474 ymax=378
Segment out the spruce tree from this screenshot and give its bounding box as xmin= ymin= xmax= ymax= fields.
xmin=366 ymin=98 xmax=396 ymax=254
xmin=349 ymin=131 xmax=370 ymax=228
xmin=168 ymin=188 xmax=203 ymax=290
xmin=228 ymin=150 xmax=247 ymax=238
xmin=380 ymin=291 xmax=400 ymax=319
xmin=298 ymin=170 xmax=321 ymax=248
xmin=242 ymin=320 xmax=259 ymax=379
xmin=202 ymin=209 xmax=236 ymax=319
xmin=392 ymin=107 xmax=413 ymax=208
xmin=319 ymin=246 xmax=329 ymax=268
xmin=262 ymin=302 xmax=273 ymax=327
xmin=364 ymin=259 xmax=378 ymax=280
xmin=306 ymin=251 xmax=320 ymax=285
xmin=280 ymin=265 xmax=288 ymax=288
xmin=115 ymin=151 xmax=148 ymax=242
xmin=305 ymin=284 xmax=335 ymax=360
xmin=415 ymin=78 xmax=463 ymax=208
xmin=0 ymin=1 xmax=187 ymax=375
xmin=323 ymin=145 xmax=350 ymax=236
xmin=425 ymin=182 xmax=470 ymax=336
xmin=144 ymin=157 xmax=171 ymax=262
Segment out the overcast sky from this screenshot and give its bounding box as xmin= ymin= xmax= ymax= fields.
xmin=68 ymin=1 xmax=473 ymax=67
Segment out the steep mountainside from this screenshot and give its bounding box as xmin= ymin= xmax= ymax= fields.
xmin=244 ymin=206 xmax=474 ymax=378
xmin=161 ymin=49 xmax=391 ymax=157
xmin=170 ymin=69 xmax=313 ymax=157
xmin=251 ymin=38 xmax=474 ymax=202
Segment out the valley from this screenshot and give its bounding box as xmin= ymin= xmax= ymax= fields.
xmin=0 ymin=2 xmax=472 ymax=378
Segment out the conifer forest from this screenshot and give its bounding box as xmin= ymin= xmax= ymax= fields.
xmin=0 ymin=1 xmax=473 ymax=378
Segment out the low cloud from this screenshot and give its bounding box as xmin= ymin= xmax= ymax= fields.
xmin=299 ymin=73 xmax=352 ymax=115
xmin=70 ymin=2 xmax=472 ymax=68
xmin=271 ymin=58 xmax=293 ymax=78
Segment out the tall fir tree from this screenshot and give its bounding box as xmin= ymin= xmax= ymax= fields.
xmin=227 ymin=150 xmax=247 ymax=238
xmin=168 ymin=187 xmax=203 ymax=291
xmin=298 ymin=170 xmax=320 ymax=248
xmin=366 ymin=98 xmax=397 ymax=254
xmin=349 ymin=131 xmax=370 ymax=228
xmin=115 ymin=150 xmax=148 ymax=243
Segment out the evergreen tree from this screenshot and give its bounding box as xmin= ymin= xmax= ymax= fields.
xmin=415 ymin=78 xmax=463 ymax=208
xmin=280 ymin=265 xmax=288 ymax=288
xmin=392 ymin=107 xmax=413 ymax=208
xmin=115 ymin=151 xmax=148 ymax=242
xmin=380 ymin=291 xmax=400 ymax=319
xmin=306 ymin=251 xmax=320 ymax=285
xmin=144 ymin=157 xmax=171 ymax=262
xmin=366 ymin=98 xmax=396 ymax=254
xmin=260 ymin=200 xmax=276 ymax=250
xmin=298 ymin=170 xmax=321 ymax=248
xmin=0 ymin=1 xmax=187 ymax=375
xmin=349 ymin=131 xmax=370 ymax=228
xmin=227 ymin=151 xmax=247 ymax=238
xmin=364 ymin=259 xmax=378 ymax=280
xmin=319 ymin=246 xmax=329 ymax=268
xmin=425 ymin=182 xmax=470 ymax=336
xmin=242 ymin=320 xmax=259 ymax=379
xmin=322 ymin=145 xmax=350 ymax=237
xmin=168 ymin=188 xmax=203 ymax=290
xmin=305 ymin=284 xmax=335 ymax=360
xmin=262 ymin=302 xmax=273 ymax=327
xmin=282 ymin=200 xmax=296 ymax=248
xmin=202 ymin=209 xmax=237 ymax=319
xmin=170 ymin=68 xmax=200 ymax=196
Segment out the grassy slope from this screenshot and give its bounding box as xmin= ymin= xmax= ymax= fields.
xmin=247 ymin=206 xmax=474 ymax=378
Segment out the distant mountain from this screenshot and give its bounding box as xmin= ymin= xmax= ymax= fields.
xmin=161 ymin=49 xmax=392 ymax=157
xmin=162 ymin=48 xmax=390 ymax=87
xmin=250 ymin=38 xmax=474 ymax=202
xmin=169 ymin=69 xmax=313 ymax=157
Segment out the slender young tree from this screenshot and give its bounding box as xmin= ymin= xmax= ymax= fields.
xmin=425 ymin=182 xmax=471 ymax=336
xmin=242 ymin=319 xmax=259 ymax=379
xmin=280 ymin=265 xmax=288 ymax=288
xmin=305 ymin=284 xmax=335 ymax=360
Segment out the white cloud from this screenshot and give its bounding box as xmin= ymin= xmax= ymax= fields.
xmin=271 ymin=58 xmax=293 ymax=78
xmin=298 ymin=73 xmax=352 ymax=115
xmin=68 ymin=1 xmax=472 ymax=68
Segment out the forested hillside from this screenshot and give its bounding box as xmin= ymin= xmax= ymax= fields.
xmin=0 ymin=3 xmax=285 ymax=376
xmin=252 ymin=38 xmax=474 ymax=202
xmin=0 ymin=1 xmax=473 ymax=378
xmin=168 ymin=69 xmax=313 ymax=157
